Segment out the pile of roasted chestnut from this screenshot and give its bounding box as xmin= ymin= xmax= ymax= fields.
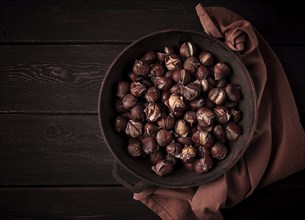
xmin=114 ymin=41 xmax=242 ymax=177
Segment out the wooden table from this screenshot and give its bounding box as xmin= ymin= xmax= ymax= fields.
xmin=0 ymin=0 xmax=304 ymax=219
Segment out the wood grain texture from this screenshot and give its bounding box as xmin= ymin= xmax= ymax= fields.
xmin=0 ymin=186 xmax=160 ymax=220
xmin=0 ymin=114 xmax=118 ymax=186
xmin=1 ymin=45 xmax=304 ymax=114
xmin=0 ymin=44 xmax=125 ymax=113
xmin=0 ymin=0 xmax=304 ymax=44
xmin=0 ymin=169 xmax=304 ymax=219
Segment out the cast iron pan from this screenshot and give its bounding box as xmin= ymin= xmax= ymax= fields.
xmin=98 ymin=30 xmax=257 ymax=192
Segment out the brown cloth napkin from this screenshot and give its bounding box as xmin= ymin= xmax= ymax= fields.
xmin=134 ymin=4 xmax=305 ymax=220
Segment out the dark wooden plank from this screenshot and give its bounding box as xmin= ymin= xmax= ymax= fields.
xmin=0 ymin=0 xmax=303 ymax=44
xmin=0 ymin=170 xmax=304 ymax=219
xmin=1 ymin=45 xmax=304 ymax=113
xmin=0 ymin=186 xmax=160 ymax=220
xmin=0 ymin=44 xmax=125 ymax=113
xmin=0 ymin=114 xmax=118 ymax=186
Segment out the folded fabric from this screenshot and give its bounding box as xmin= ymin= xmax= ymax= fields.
xmin=133 ymin=3 xmax=305 ymax=220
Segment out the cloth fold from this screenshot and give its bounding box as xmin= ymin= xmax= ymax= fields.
xmin=134 ymin=4 xmax=305 ymax=220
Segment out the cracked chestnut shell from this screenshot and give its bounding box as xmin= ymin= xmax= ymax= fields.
xmin=133 ymin=60 xmax=150 ymax=76
xmin=184 ymin=111 xmax=197 ymax=126
xmin=175 ymin=119 xmax=189 ymax=137
xmin=196 ymin=107 xmax=215 ymax=127
xmin=127 ymin=139 xmax=143 ymax=158
xmin=165 ymin=94 xmax=186 ymax=112
xmin=211 ymin=143 xmax=228 ymax=160
xmin=150 ymin=63 xmax=165 ymax=77
xmin=192 ymin=130 xmax=214 ymax=148
xmin=224 ymin=122 xmax=241 ymax=141
xmin=199 ymin=51 xmax=215 ymax=67
xmin=208 ymin=88 xmax=226 ymax=105
xmin=213 ymin=106 xmax=230 ymax=124
xmin=195 ymin=66 xmax=209 ymax=80
xmin=165 ymin=54 xmax=182 ymax=70
xmin=125 ymin=120 xmax=143 ymax=138
xmin=172 ymin=69 xmax=192 ymax=85
xmin=152 ymin=159 xmax=173 ymax=177
xmin=180 ymin=41 xmax=197 ymax=58
xmin=179 ymin=145 xmax=197 ymax=163
xmin=144 ymin=103 xmax=161 ymax=122
xmin=194 ymin=154 xmax=214 ymax=174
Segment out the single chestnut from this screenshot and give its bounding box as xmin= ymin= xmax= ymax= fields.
xmin=152 ymin=160 xmax=173 ymax=176
xmin=213 ymin=62 xmax=231 ymax=80
xmin=133 ymin=60 xmax=150 ymax=76
xmin=122 ymin=94 xmax=137 ymax=110
xmin=224 ymin=122 xmax=241 ymax=141
xmin=116 ymin=81 xmax=130 ymax=98
xmin=179 ymin=145 xmax=197 ymax=163
xmin=175 ymin=119 xmax=189 ymax=137
xmin=211 ymin=143 xmax=228 ymax=160
xmin=170 ymin=83 xmax=184 ymax=95
xmin=165 ymin=54 xmax=182 ymax=70
xmin=127 ymin=140 xmax=143 ymax=158
xmin=156 ymin=129 xmax=172 ymax=147
xmin=195 ymin=66 xmax=209 ymax=80
xmin=114 ymin=116 xmax=128 ymax=132
xmin=142 ymin=136 xmax=160 ymax=154
xmin=208 ymin=88 xmax=226 ymax=105
xmin=144 ymin=103 xmax=161 ymax=122
xmin=128 ymin=72 xmax=142 ymax=82
xmin=180 ymin=41 xmax=197 ymax=58
xmin=193 ymin=155 xmax=214 ymax=174
xmin=196 ymin=107 xmax=215 ymax=127
xmin=184 ymin=111 xmax=197 ymax=125
xmin=225 ymin=83 xmax=241 ymax=102
xmin=125 ymin=120 xmax=143 ymax=138
xmin=145 ymin=87 xmax=160 ymax=102
xmin=130 ymin=81 xmax=147 ymax=97
xmin=165 ymin=154 xmax=177 ymax=165
xmin=165 ymin=94 xmax=185 ymax=112
xmin=199 ymin=51 xmax=215 ymax=67
xmin=150 ymin=63 xmax=165 ymax=77
xmin=213 ymin=125 xmax=226 ymax=139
